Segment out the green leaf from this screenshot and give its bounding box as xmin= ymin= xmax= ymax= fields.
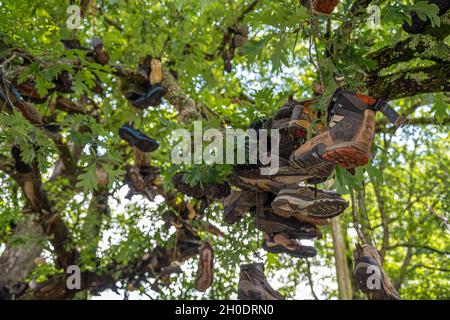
xmin=76 ymin=163 xmax=98 ymax=193
xmin=432 ymin=93 xmax=448 ymax=122
xmin=364 ymin=162 xmax=383 ymax=186
xmin=405 ymin=1 xmax=441 ymax=27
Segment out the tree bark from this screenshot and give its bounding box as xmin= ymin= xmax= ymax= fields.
xmin=331 ymin=217 xmax=353 ymax=300
xmin=0 ymin=216 xmax=45 ymax=299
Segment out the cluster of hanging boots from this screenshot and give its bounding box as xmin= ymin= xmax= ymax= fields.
xmin=223 ymin=83 xmax=403 ymax=299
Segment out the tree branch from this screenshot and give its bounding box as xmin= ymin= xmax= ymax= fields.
xmin=367 ymin=63 xmax=450 ymax=100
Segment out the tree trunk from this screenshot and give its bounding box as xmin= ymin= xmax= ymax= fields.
xmin=0 ymin=215 xmax=45 ymax=299
xmin=331 ymin=217 xmax=353 ymax=300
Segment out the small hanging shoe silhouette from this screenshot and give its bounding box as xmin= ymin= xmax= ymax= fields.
xmin=132 ymin=58 xmax=165 ymax=108
xmin=194 ymin=241 xmax=214 ymax=292
xmin=118 ymin=124 xmax=159 ymax=152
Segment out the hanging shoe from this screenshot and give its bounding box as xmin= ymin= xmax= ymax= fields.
xmin=118 ymin=124 xmax=159 ymax=152
xmin=238 ymin=263 xmax=285 ymax=300
xmin=0 ymin=75 xmax=43 ymax=124
xmin=131 ymin=84 xmax=165 ymax=109
xmin=222 ymin=190 xmax=265 ymax=224
xmin=11 ymin=145 xmax=32 ymax=174
xmin=301 ymin=0 xmax=340 ymax=15
xmin=229 ymin=157 xmax=332 ymax=193
xmin=271 ymin=186 xmax=348 ymax=221
xmin=262 ymin=232 xmax=317 ymax=258
xmin=91 ymin=37 xmax=109 ymax=66
xmin=194 ymin=241 xmax=214 ymax=292
xmin=12 ymin=80 xmax=48 ymax=104
xmin=172 ymin=172 xmax=231 ymax=200
xmin=287 ymin=98 xmax=323 ymax=137
xmin=254 ymin=206 xmax=321 ymax=240
xmin=123 ymin=165 xmax=159 ymax=200
xmin=290 ymin=88 xmax=403 ymax=170
xmin=353 ymin=244 xmax=401 ymax=300
xmin=150 ymin=58 xmax=163 ymax=85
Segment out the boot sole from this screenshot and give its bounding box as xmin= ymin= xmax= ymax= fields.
xmin=292 ymin=142 xmax=369 ymax=170
xmin=254 ymin=218 xmax=318 ymax=240
xmin=119 ymin=127 xmax=159 ymax=152
xmin=272 ymin=196 xmax=347 ymax=220
xmin=262 ymin=242 xmax=317 ymax=258
xmin=132 ymin=86 xmax=165 ymax=108
xmin=322 ymin=144 xmax=369 ymax=169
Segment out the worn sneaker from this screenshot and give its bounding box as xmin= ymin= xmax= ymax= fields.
xmin=222 ymin=190 xmax=265 ymax=224
xmin=238 ymin=263 xmax=284 ymax=300
xmin=229 ymin=158 xmax=332 ymax=194
xmin=353 ymin=244 xmax=401 ymax=300
xmin=262 ymin=233 xmax=317 ymax=258
xmin=119 ymin=124 xmax=159 ymax=152
xmin=290 ymin=88 xmax=403 ymax=170
xmin=254 ymin=204 xmax=321 ymax=240
xmin=271 ymin=187 xmax=348 ymax=221
xmin=195 ymin=241 xmax=214 ymax=292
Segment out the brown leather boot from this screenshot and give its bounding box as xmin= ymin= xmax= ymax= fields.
xmin=287 ymin=98 xmax=324 ymax=137
xmin=290 ymin=88 xmax=403 ymax=170
xmin=353 ymin=244 xmax=401 ymax=300
xmin=238 ymin=263 xmax=284 ymax=300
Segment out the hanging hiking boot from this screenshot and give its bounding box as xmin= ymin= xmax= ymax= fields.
xmin=271 ymin=186 xmax=348 ymax=221
xmin=238 ymin=263 xmax=284 ymax=300
xmin=194 ymin=242 xmax=214 ymax=292
xmin=11 ymin=145 xmax=32 ymax=174
xmin=287 ymin=98 xmax=324 ymax=138
xmin=172 ymin=172 xmax=231 ymax=200
xmin=402 ymin=0 xmax=450 ymax=34
xmin=254 ymin=205 xmax=321 ymax=240
xmin=262 ymin=233 xmax=317 ymax=258
xmin=302 ymin=0 xmax=340 ymax=15
xmin=222 ymin=190 xmax=265 ymax=224
xmin=118 ymin=124 xmax=159 ymax=152
xmin=290 ymin=88 xmax=404 ymax=170
xmin=353 ymin=244 xmax=401 ymax=300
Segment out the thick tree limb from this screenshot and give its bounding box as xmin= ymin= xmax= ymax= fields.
xmin=367 ymin=63 xmax=450 ymax=100
xmin=368 ymin=35 xmax=450 ymax=70
xmin=0 ymin=216 xmax=45 ymax=299
xmin=23 ymin=232 xmax=199 ymax=300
